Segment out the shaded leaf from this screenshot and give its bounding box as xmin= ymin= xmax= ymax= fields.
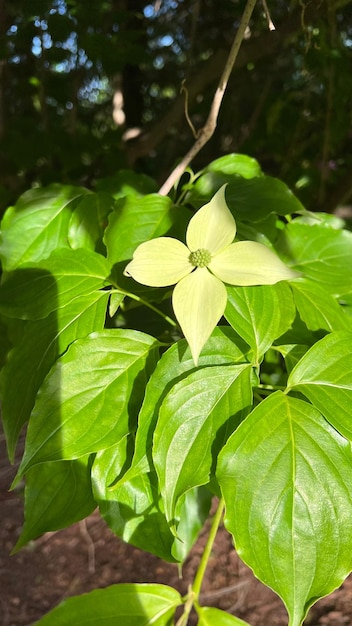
xmin=0 ymin=248 xmax=111 ymax=320
xmin=96 ymin=170 xmax=158 ymax=199
xmin=1 ymin=291 xmax=109 ymax=461
xmin=14 ymin=456 xmax=95 ymax=551
xmin=275 ymin=222 xmax=352 ymax=295
xmin=188 ymin=172 xmax=303 ymax=221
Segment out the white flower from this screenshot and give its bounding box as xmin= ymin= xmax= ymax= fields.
xmin=124 ymin=185 xmax=298 ymax=364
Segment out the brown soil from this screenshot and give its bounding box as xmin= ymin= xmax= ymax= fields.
xmin=1 ymin=430 xmax=352 ymax=626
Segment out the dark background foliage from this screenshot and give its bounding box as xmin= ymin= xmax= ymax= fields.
xmin=0 ymin=0 xmax=351 ymax=213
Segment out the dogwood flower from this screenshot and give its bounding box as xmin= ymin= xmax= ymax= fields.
xmin=124 ymin=185 xmax=298 ymax=364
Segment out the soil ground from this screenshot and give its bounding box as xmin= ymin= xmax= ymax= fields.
xmin=1 ymin=430 xmax=352 ymax=626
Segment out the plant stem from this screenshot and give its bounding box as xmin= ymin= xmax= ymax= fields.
xmin=192 ymin=497 xmax=225 ymax=601
xmin=158 ymin=0 xmax=258 ymax=196
xmin=176 ymin=498 xmax=225 ymax=626
xmin=111 ymin=287 xmax=178 ymax=329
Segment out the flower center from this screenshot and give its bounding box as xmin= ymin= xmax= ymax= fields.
xmin=189 ymin=248 xmax=212 ymax=268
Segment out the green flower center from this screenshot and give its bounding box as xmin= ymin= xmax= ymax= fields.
xmin=189 ymin=248 xmax=212 ymax=268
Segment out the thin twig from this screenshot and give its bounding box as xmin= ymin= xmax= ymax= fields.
xmin=180 ymin=80 xmax=198 ymax=138
xmin=261 ymin=0 xmax=275 ymax=30
xmin=158 ymin=0 xmax=259 ymax=196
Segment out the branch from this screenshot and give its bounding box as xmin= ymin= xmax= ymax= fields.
xmin=158 ymin=0 xmax=258 ymax=195
xmin=126 ymin=4 xmax=318 ymax=168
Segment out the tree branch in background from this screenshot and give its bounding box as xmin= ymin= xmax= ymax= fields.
xmin=158 ymin=0 xmax=258 ymax=196
xmin=126 ymin=2 xmax=320 ymax=171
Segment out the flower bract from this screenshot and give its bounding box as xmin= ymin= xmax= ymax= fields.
xmin=124 ymin=185 xmax=298 ymax=364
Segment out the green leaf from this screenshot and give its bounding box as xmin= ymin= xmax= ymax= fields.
xmin=287 ymin=331 xmax=352 ymax=440
xmin=189 ymin=173 xmax=304 ymax=221
xmin=290 ymin=278 xmax=351 ymax=332
xmin=227 ymin=176 xmax=305 ymax=221
xmin=185 ymin=154 xmax=263 ymax=206
xmin=196 ymin=606 xmax=250 ymax=626
xmin=109 ymin=290 xmax=125 ymax=317
xmin=1 ymin=290 xmax=109 ymax=461
xmin=205 ymin=154 xmax=262 ymax=178
xmin=0 ymin=314 xmax=12 ymax=370
xmin=68 ymin=192 xmax=115 ymax=252
xmin=104 ymin=194 xmax=177 ymax=265
xmin=171 ymin=486 xmax=212 ymax=563
xmin=14 ymin=456 xmax=96 ymax=551
xmin=153 ymin=364 xmax=252 ymax=527
xmin=34 ymin=583 xmax=181 ymax=625
xmin=275 ymin=222 xmax=352 ymax=295
xmin=217 ymin=391 xmax=352 ymax=626
xmin=16 ymin=329 xmax=159 ymax=477
xmin=92 ymin=437 xmax=175 ymax=562
xmin=225 ymin=283 xmax=296 ymax=362
xmin=119 ymin=328 xmax=250 ymax=484
xmin=0 ymin=248 xmax=111 ymax=320
xmin=275 ymin=344 xmax=310 ymax=374
xmin=339 ymin=292 xmax=352 ymax=316
xmin=0 ymin=184 xmax=89 ymax=271
xmin=93 ymin=440 xmax=212 ymax=563
xmin=96 ymin=170 xmax=158 ymax=199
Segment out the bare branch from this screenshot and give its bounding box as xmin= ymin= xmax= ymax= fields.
xmin=158 ymin=0 xmax=258 ymax=196
xmin=126 ymin=4 xmax=315 ymax=168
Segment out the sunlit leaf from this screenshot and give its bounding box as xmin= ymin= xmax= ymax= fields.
xmin=0 ymin=185 xmax=89 ymax=271
xmin=153 ymin=364 xmax=252 ymax=527
xmin=92 ymin=440 xmax=212 ymax=563
xmin=15 ymin=330 xmax=159 ymax=478
xmin=197 ymin=606 xmax=250 ymax=626
xmin=119 ymin=328 xmax=249 ymax=485
xmin=287 ymin=331 xmax=352 ymax=440
xmin=68 ymin=192 xmax=115 ymax=252
xmin=104 ymin=194 xmax=185 ymax=265
xmin=290 ymin=278 xmax=350 ymax=332
xmin=92 ymin=437 xmax=175 ymax=562
xmin=34 ymin=583 xmax=181 ymax=625
xmin=217 ymin=391 xmax=352 ymax=626
xmin=225 ymin=283 xmax=296 ymax=361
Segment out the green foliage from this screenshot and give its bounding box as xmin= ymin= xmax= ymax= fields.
xmin=1 ymin=153 xmax=352 ymax=625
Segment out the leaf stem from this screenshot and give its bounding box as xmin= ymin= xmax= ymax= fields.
xmin=176 ymin=498 xmax=225 ymax=626
xmin=111 ymin=287 xmax=178 ymax=329
xmin=192 ymin=498 xmax=225 ymax=601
